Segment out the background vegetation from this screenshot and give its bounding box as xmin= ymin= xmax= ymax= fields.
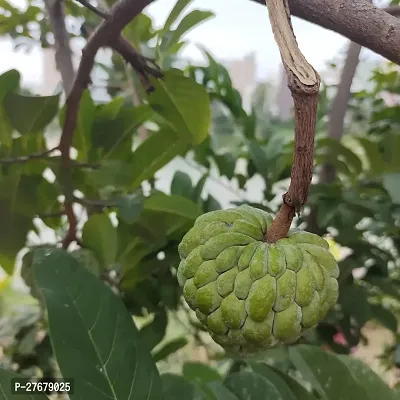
xmin=0 ymin=0 xmax=400 ymax=398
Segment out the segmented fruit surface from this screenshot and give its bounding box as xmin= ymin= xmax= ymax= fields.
xmin=177 ymin=205 xmax=339 ymax=354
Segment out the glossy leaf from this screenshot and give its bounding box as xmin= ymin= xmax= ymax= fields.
xmin=33 ymin=250 xmax=162 ymax=400
xmin=82 ymin=214 xmax=117 ymax=268
xmin=3 ymin=91 xmax=60 ymax=134
xmin=149 ymin=70 xmax=211 ymax=145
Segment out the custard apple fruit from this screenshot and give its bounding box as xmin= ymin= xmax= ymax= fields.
xmin=177 ymin=205 xmax=339 ymax=353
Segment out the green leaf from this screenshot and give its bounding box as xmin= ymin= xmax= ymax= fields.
xmin=247 ymin=141 xmax=268 ymax=178
xmin=3 ymin=91 xmax=60 ymax=134
xmin=171 ymin=170 xmax=193 ymax=198
xmin=33 ymin=250 xmax=162 ymax=400
xmin=82 ymin=213 xmax=117 ymax=268
xmin=316 ymin=138 xmax=363 ymax=175
xmin=206 ymin=381 xmax=239 ymax=400
xmin=144 ymin=193 xmax=201 ymax=220
xmin=168 ymin=10 xmax=214 ymax=49
xmin=152 ymin=337 xmax=188 ymax=362
xmin=383 ymin=173 xmax=400 ymax=203
xmin=356 ymin=137 xmax=386 ymax=176
xmin=116 ymin=192 xmax=145 ymax=224
xmin=161 ymin=374 xmax=206 ymax=400
xmin=149 ymin=70 xmax=211 ymax=145
xmin=249 ymin=362 xmax=297 ymax=400
xmin=193 ymin=174 xmax=208 ymax=204
xmin=183 ymin=362 xmax=221 ymax=383
xmin=73 ymin=90 xmax=95 ymax=159
xmin=224 ymin=371 xmax=284 ymax=400
xmin=289 ymin=345 xmax=370 ymax=400
xmin=139 ymin=309 xmax=168 ymax=351
xmin=130 ymin=128 xmax=188 ymax=189
xmin=269 ymin=366 xmax=316 ymax=400
xmin=162 ymin=0 xmax=192 ymax=33
xmin=85 ymin=160 xmax=135 ymax=189
xmin=0 ymin=368 xmax=50 ymax=399
xmin=0 ymin=69 xmax=20 ymax=101
xmin=337 ymin=355 xmax=398 ymax=400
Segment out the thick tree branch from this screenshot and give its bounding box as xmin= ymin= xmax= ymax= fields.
xmin=44 ymin=0 xmax=75 ymax=94
xmin=252 ymin=0 xmax=400 ymax=65
xmin=59 ymin=0 xmax=156 ymax=248
xmin=264 ymin=0 xmax=320 ymax=243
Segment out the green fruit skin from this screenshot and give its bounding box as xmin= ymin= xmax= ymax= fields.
xmin=177 ymin=205 xmax=339 ymax=354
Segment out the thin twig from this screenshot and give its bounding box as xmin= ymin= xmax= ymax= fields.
xmin=58 ymin=0 xmax=157 ymax=248
xmin=75 ymin=0 xmax=109 ymax=19
xmin=263 ymin=0 xmax=320 ymax=243
xmin=0 ymin=147 xmax=59 ymax=164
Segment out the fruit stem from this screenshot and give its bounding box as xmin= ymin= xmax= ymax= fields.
xmin=263 ymin=0 xmax=320 ymax=242
xmin=264 ymin=203 xmax=294 ymax=243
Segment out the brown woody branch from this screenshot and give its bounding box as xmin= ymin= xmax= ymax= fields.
xmin=58 ymin=0 xmax=157 ymax=248
xmin=264 ymin=0 xmax=320 ymax=243
xmin=251 ymin=0 xmax=400 ymax=66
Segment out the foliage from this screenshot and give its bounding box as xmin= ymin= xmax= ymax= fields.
xmin=0 ymin=0 xmax=399 ymax=398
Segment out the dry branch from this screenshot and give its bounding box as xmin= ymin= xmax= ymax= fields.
xmin=264 ymin=0 xmax=320 ymax=243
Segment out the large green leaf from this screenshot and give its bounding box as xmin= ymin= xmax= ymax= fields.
xmin=289 ymin=345 xmax=374 ymax=400
xmin=81 ymin=214 xmax=117 ymax=268
xmin=337 ymin=355 xmax=398 ymax=400
xmin=0 ymin=368 xmax=49 ymax=399
xmin=148 ymin=70 xmax=211 ymax=145
xmin=3 ymin=91 xmax=60 ymax=134
xmin=224 ymin=371 xmax=284 ymax=400
xmin=130 ymin=128 xmax=188 ymax=189
xmin=33 ymin=250 xmax=162 ymax=400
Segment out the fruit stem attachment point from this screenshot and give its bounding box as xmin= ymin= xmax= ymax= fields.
xmin=263 ymin=0 xmax=321 ymax=242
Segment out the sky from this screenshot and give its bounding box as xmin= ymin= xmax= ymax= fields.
xmin=0 ymin=0 xmax=382 ymax=88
